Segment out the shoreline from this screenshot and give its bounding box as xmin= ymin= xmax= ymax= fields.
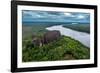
xmin=46 ymin=25 xmax=90 ymax=48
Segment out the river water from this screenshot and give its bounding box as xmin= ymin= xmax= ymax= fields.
xmin=46 ymin=25 xmax=90 ymax=48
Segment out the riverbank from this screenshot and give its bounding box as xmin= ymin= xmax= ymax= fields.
xmin=46 ymin=25 xmax=90 ymax=48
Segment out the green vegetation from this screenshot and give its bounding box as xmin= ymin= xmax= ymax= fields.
xmin=63 ymin=24 xmax=90 ymax=33
xmin=22 ymin=23 xmax=90 ymax=62
xmin=22 ymin=23 xmax=90 ymax=40
xmin=22 ymin=36 xmax=90 ymax=62
xmin=22 ymin=24 xmax=49 ymax=39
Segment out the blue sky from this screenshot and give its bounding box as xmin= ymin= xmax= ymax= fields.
xmin=22 ymin=10 xmax=90 ymax=23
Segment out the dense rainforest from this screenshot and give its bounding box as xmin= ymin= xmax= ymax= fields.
xmin=22 ymin=35 xmax=90 ymax=62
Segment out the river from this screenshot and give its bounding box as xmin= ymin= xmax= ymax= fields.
xmin=46 ymin=25 xmax=90 ymax=48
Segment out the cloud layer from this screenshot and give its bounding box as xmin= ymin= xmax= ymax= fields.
xmin=22 ymin=10 xmax=90 ymax=23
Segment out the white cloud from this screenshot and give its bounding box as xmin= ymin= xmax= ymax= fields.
xmin=35 ymin=14 xmax=44 ymax=18
xmin=64 ymin=12 xmax=74 ymax=17
xmin=23 ymin=11 xmax=45 ymax=18
xmin=77 ymin=15 xmax=85 ymax=19
xmin=23 ymin=11 xmax=33 ymax=16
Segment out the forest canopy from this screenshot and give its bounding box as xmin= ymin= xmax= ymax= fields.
xmin=22 ymin=36 xmax=90 ymax=62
